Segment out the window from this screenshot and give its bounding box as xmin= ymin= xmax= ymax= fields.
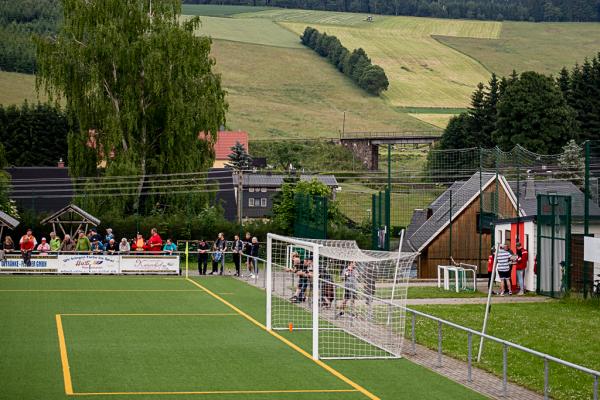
xmin=260 ymin=198 xmax=267 ymax=207
xmin=248 ymin=198 xmax=255 ymax=207
xmin=249 ymin=188 xmax=255 ymax=193
xmin=261 ymin=187 xmax=267 ymax=193
xmin=476 ymin=212 xmax=493 ymax=234
xmin=505 ymin=230 xmax=511 ymax=246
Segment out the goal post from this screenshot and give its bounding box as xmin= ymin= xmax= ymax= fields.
xmin=266 ymin=233 xmax=418 ymax=361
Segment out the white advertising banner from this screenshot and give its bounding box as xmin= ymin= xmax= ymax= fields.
xmin=0 ymin=255 xmax=59 ymax=273
xmin=58 ymin=254 xmax=120 ymax=274
xmin=120 ymin=255 xmax=180 ymax=274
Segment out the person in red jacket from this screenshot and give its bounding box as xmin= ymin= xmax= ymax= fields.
xmin=515 ymin=242 xmax=529 ymax=295
xmin=19 ymin=229 xmax=37 ymax=267
xmin=146 ymin=228 xmax=163 ymax=252
xmin=487 ymin=247 xmax=496 ymax=295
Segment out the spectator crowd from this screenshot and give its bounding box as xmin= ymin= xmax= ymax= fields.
xmin=0 ymin=228 xmax=262 ymax=275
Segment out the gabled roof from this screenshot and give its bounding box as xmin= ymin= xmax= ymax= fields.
xmin=7 ymin=167 xmax=73 ymax=213
xmin=214 ymin=131 xmax=249 ymax=160
xmin=40 ymin=204 xmax=100 ymax=226
xmin=507 ymin=179 xmax=600 ymax=219
xmin=0 ymin=211 xmax=19 ymax=229
xmin=406 ymin=172 xmax=507 ymax=252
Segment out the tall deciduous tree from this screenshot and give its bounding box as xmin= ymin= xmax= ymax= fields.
xmin=34 ymin=0 xmax=227 ymax=215
xmin=493 ymin=71 xmax=578 ymax=154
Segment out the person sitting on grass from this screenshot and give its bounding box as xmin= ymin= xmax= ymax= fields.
xmin=496 ymin=244 xmax=512 ymax=296
xmin=49 ymin=232 xmax=61 ymax=252
xmin=338 ymin=262 xmax=358 ymax=317
xmin=76 ymin=231 xmax=91 ymax=253
xmin=60 ymin=235 xmax=75 ymax=252
xmin=162 ymin=239 xmax=177 ymax=255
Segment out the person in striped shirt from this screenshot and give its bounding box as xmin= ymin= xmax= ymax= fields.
xmin=496 ymin=244 xmax=513 ymax=296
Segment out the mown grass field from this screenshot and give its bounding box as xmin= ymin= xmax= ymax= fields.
xmin=181 ymin=4 xmax=271 ymax=17
xmin=186 ymin=15 xmax=302 ymax=48
xmin=436 ymin=21 xmax=600 ymax=77
xmin=210 ymin=40 xmax=434 ymax=139
xmin=0 ymin=71 xmax=45 ymax=106
xmin=256 ymin=13 xmax=500 ymax=108
xmin=412 ymin=300 xmax=600 ymax=400
xmin=0 ymin=275 xmax=485 ymax=400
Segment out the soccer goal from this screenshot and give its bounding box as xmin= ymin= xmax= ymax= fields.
xmin=266 ymin=233 xmax=419 ymax=360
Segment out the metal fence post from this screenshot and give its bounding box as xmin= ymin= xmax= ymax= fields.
xmin=411 ymin=312 xmax=416 ymax=355
xmin=594 ymin=374 xmax=598 ymax=400
xmin=544 ymin=358 xmax=549 ymax=400
xmin=503 ymin=344 xmax=508 ymax=397
xmin=437 ymin=320 xmax=442 ymax=367
xmin=467 ymin=332 xmax=472 ymax=382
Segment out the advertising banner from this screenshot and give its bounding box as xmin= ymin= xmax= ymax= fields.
xmin=0 ymin=255 xmax=59 ymax=273
xmin=120 ymin=255 xmax=180 ymax=274
xmin=58 ymin=254 xmax=120 ymax=274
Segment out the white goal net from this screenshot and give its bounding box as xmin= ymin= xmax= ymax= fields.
xmin=266 ymin=233 xmax=419 ymax=360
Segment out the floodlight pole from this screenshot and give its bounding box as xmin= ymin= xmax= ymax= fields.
xmin=388 ymin=229 xmax=405 ymax=325
xmin=478 ymin=242 xmax=500 ymax=362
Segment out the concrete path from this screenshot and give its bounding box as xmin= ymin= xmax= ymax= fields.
xmin=403 ymin=342 xmax=543 ymax=400
xmin=404 ymin=296 xmax=553 ymax=306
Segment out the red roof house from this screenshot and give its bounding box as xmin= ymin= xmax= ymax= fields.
xmin=212 ymin=131 xmax=249 ymax=168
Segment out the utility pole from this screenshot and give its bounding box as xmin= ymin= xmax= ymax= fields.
xmin=237 ymin=169 xmax=243 ymax=226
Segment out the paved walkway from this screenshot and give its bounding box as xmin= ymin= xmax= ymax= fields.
xmin=402 ymin=343 xmax=543 ymax=400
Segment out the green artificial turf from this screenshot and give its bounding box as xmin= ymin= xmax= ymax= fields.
xmin=0 ymin=275 xmax=484 ymax=399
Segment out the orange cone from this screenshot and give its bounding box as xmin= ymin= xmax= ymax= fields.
xmin=288 ymin=322 xmax=293 ymax=332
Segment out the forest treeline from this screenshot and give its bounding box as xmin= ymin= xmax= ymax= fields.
xmin=183 ymin=0 xmax=600 ymax=22
xmin=0 ymin=0 xmax=60 ymax=74
xmin=301 ymin=27 xmax=389 ymax=95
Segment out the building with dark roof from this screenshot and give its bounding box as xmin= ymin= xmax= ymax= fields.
xmin=404 ymin=172 xmax=600 ymax=289
xmin=233 ymin=173 xmax=339 ymax=219
xmin=6 ymin=167 xmax=73 ymax=214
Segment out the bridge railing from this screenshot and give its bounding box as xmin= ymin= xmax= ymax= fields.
xmin=341 ymin=130 xmax=442 ymax=139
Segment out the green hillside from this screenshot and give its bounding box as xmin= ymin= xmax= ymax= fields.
xmin=0 ymin=71 xmax=44 ymax=106
xmin=436 ymin=21 xmax=600 ymax=77
xmin=211 ymin=40 xmax=434 ymax=139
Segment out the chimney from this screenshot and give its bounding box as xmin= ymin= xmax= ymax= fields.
xmin=57 ymin=158 xmax=65 ymax=168
xmin=525 ymin=171 xmax=535 ymax=200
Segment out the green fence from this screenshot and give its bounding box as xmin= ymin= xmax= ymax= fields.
xmin=371 ymin=189 xmax=390 ymax=250
xmin=537 ymin=194 xmax=572 ymax=298
xmin=293 ymin=193 xmax=327 ymax=239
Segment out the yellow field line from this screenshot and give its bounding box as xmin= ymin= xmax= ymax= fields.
xmin=185 ymin=278 xmax=380 ymax=400
xmin=61 ymin=313 xmax=239 ymax=317
xmin=55 ymin=314 xmax=74 ymax=395
xmin=0 ymin=289 xmax=201 ymax=292
xmin=71 ymin=389 xmax=359 ymax=396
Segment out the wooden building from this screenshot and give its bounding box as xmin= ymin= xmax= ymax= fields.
xmin=404 ymin=173 xmax=517 ymax=278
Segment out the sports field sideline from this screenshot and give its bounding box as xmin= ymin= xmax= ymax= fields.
xmin=0 ymin=275 xmax=485 ymax=399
